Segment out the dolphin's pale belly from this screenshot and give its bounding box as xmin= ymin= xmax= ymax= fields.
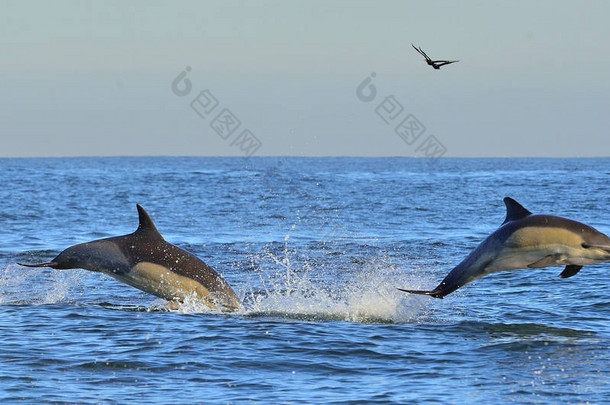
xmin=487 ymin=246 xmax=581 ymax=273
xmin=108 ymin=262 xmax=218 ymax=309
xmin=485 ymin=225 xmax=602 ymax=273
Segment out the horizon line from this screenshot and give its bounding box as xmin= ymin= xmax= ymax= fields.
xmin=1 ymin=155 xmax=609 ymax=160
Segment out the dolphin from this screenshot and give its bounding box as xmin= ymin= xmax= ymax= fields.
xmin=19 ymin=205 xmax=240 ymax=312
xmin=399 ymin=197 xmax=610 ymax=298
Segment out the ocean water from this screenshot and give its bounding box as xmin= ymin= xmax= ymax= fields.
xmin=1 ymin=157 xmax=609 ymax=403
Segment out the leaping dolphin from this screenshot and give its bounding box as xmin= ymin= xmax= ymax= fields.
xmin=399 ymin=197 xmax=610 ymax=298
xmin=19 ymin=205 xmax=240 ymax=312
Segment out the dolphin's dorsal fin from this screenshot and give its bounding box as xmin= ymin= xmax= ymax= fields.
xmin=502 ymin=197 xmax=532 ymax=224
xmin=135 ymin=204 xmax=164 ymax=239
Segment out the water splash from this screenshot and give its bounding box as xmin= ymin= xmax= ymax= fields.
xmin=237 ymin=235 xmax=433 ymax=324
xmin=3 ymin=240 xmax=436 ymax=323
xmin=154 ymin=230 xmax=438 ymax=322
xmin=0 ymin=264 xmax=88 ymax=305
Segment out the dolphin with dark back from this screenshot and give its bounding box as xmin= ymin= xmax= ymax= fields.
xmin=399 ymin=197 xmax=610 ymax=298
xmin=19 ymin=205 xmax=240 ymax=312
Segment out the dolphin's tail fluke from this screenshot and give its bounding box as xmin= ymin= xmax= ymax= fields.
xmin=397 ymin=287 xmax=445 ymax=299
xmin=17 ymin=262 xmax=58 ymax=268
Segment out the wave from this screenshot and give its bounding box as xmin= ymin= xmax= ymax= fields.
xmin=1 ymin=238 xmax=435 ymax=324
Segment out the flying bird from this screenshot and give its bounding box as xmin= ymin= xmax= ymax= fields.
xmin=411 ymin=44 xmax=459 ymax=70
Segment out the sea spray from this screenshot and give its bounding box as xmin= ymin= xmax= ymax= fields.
xmin=0 ymin=264 xmax=88 ymax=305
xmin=239 ymin=233 xmax=433 ymax=323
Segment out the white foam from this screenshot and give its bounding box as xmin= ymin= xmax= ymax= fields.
xmin=4 ymin=247 xmax=435 ymax=323
xmin=0 ymin=264 xmax=88 ymax=305
xmin=238 ymin=244 xmax=433 ymax=324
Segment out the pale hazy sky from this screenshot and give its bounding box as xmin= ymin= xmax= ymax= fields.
xmin=2 ymin=0 xmax=610 ymax=157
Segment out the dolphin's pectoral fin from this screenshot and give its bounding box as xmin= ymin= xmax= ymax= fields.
xmin=558 ymin=265 xmax=583 ymax=279
xmin=397 ymin=288 xmax=444 ymax=299
xmin=527 ymin=254 xmax=563 ymax=269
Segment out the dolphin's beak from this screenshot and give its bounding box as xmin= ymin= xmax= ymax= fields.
xmin=587 ymin=245 xmax=610 ymax=254
xmin=18 ymin=262 xmax=59 ymax=268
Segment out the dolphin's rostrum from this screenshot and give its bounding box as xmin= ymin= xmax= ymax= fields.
xmin=399 ymin=197 xmax=610 ymax=298
xmin=20 ymin=205 xmax=240 ymax=312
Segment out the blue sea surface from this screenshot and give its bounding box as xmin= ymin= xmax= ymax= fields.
xmin=1 ymin=157 xmax=609 ymax=403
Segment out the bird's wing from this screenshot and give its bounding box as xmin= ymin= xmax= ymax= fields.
xmin=411 ymin=44 xmax=432 ymax=61
xmin=434 ymin=60 xmax=459 ymax=67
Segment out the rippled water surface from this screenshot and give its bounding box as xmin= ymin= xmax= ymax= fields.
xmin=1 ymin=157 xmax=609 ymax=403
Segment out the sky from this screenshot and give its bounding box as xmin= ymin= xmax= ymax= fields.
xmin=2 ymin=0 xmax=610 ymax=158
